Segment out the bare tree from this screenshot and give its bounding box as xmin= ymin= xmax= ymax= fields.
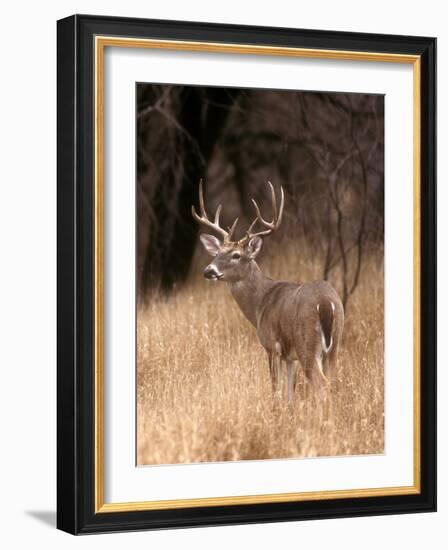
xmin=137 ymin=85 xmax=240 ymax=295
xmin=137 ymin=85 xmax=384 ymax=305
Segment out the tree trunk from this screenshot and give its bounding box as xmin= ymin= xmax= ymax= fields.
xmin=140 ymin=87 xmax=239 ymax=294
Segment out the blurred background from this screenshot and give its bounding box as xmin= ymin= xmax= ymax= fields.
xmin=137 ymin=84 xmax=384 ymax=308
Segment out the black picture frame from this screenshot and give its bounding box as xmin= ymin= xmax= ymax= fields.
xmin=57 ymin=14 xmax=436 ymax=535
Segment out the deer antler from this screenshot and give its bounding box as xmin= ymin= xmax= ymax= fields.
xmin=192 ymin=180 xmax=284 ymax=244
xmin=191 ymin=180 xmax=239 ymax=242
xmin=240 ymin=181 xmax=284 ymax=243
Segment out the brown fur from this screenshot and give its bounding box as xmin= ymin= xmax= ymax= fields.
xmin=227 ymin=260 xmax=344 ymax=399
xmin=205 ymin=248 xmax=344 ymax=401
xmin=195 ymin=183 xmax=344 ymax=403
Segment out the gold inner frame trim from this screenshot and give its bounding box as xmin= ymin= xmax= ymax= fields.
xmin=94 ymin=35 xmax=421 ymax=513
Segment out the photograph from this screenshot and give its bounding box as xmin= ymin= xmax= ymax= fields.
xmin=54 ymin=12 xmax=435 ymax=536
xmin=0 ymin=0 xmax=441 ymax=542
xmin=136 ymin=83 xmax=385 ymax=466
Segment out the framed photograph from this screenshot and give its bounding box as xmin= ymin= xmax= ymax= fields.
xmin=57 ymin=14 xmax=436 ymax=534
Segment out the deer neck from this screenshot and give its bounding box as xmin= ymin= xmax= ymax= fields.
xmin=228 ymin=261 xmax=269 ymax=327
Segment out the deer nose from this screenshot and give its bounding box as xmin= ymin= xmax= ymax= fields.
xmin=204 ymin=265 xmax=222 ymax=280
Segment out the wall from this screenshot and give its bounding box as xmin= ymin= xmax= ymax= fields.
xmin=0 ymin=1 xmax=444 ymax=548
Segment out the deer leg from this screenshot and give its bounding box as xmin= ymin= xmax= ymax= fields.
xmin=304 ymin=365 xmax=318 ymax=398
xmin=304 ymin=356 xmax=329 ymax=400
xmin=286 ymin=360 xmax=297 ymax=406
xmin=323 ymin=341 xmax=339 ymax=379
xmin=268 ymin=353 xmax=279 ymax=396
xmin=315 ymin=357 xmax=331 ymax=420
xmin=315 ymin=356 xmax=329 ymax=388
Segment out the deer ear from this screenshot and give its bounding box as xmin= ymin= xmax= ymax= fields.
xmin=200 ymin=234 xmax=221 ymax=257
xmin=247 ymin=235 xmax=263 ymax=258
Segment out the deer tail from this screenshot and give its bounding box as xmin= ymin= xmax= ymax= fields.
xmin=317 ymin=299 xmax=335 ymax=353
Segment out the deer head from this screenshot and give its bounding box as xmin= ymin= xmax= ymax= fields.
xmin=192 ymin=181 xmax=284 ymax=282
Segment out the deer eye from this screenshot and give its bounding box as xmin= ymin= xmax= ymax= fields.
xmin=231 ymin=252 xmax=241 ymax=260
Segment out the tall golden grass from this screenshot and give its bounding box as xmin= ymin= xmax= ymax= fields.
xmin=137 ymin=241 xmax=384 ymax=465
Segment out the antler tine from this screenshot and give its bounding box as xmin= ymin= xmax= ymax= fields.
xmin=191 ymin=180 xmax=230 ymax=240
xmin=227 ymin=217 xmax=239 ymax=240
xmin=250 ymin=198 xmax=265 ymax=226
xmin=243 ymin=182 xmax=285 ymax=240
xmin=277 ymin=185 xmax=285 ymax=227
xmin=268 ymin=181 xmax=277 ymax=221
xmin=198 ymin=179 xmax=206 ymax=216
xmin=245 ymin=216 xmax=258 ymax=236
xmin=214 ymin=204 xmax=222 ymax=225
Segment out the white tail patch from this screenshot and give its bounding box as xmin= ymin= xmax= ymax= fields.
xmin=317 ymin=301 xmax=334 ymax=354
xmin=320 ymin=329 xmax=333 ymax=354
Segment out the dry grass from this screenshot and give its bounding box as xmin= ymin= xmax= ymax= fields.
xmin=137 ymin=241 xmax=384 ymax=465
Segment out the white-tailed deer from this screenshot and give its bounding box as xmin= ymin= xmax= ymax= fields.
xmin=192 ymin=181 xmax=344 ymax=404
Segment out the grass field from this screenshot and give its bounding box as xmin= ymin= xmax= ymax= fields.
xmin=137 ymin=241 xmax=384 ymax=465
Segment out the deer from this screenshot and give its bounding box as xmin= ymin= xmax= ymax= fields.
xmin=192 ymin=181 xmax=344 ymax=406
